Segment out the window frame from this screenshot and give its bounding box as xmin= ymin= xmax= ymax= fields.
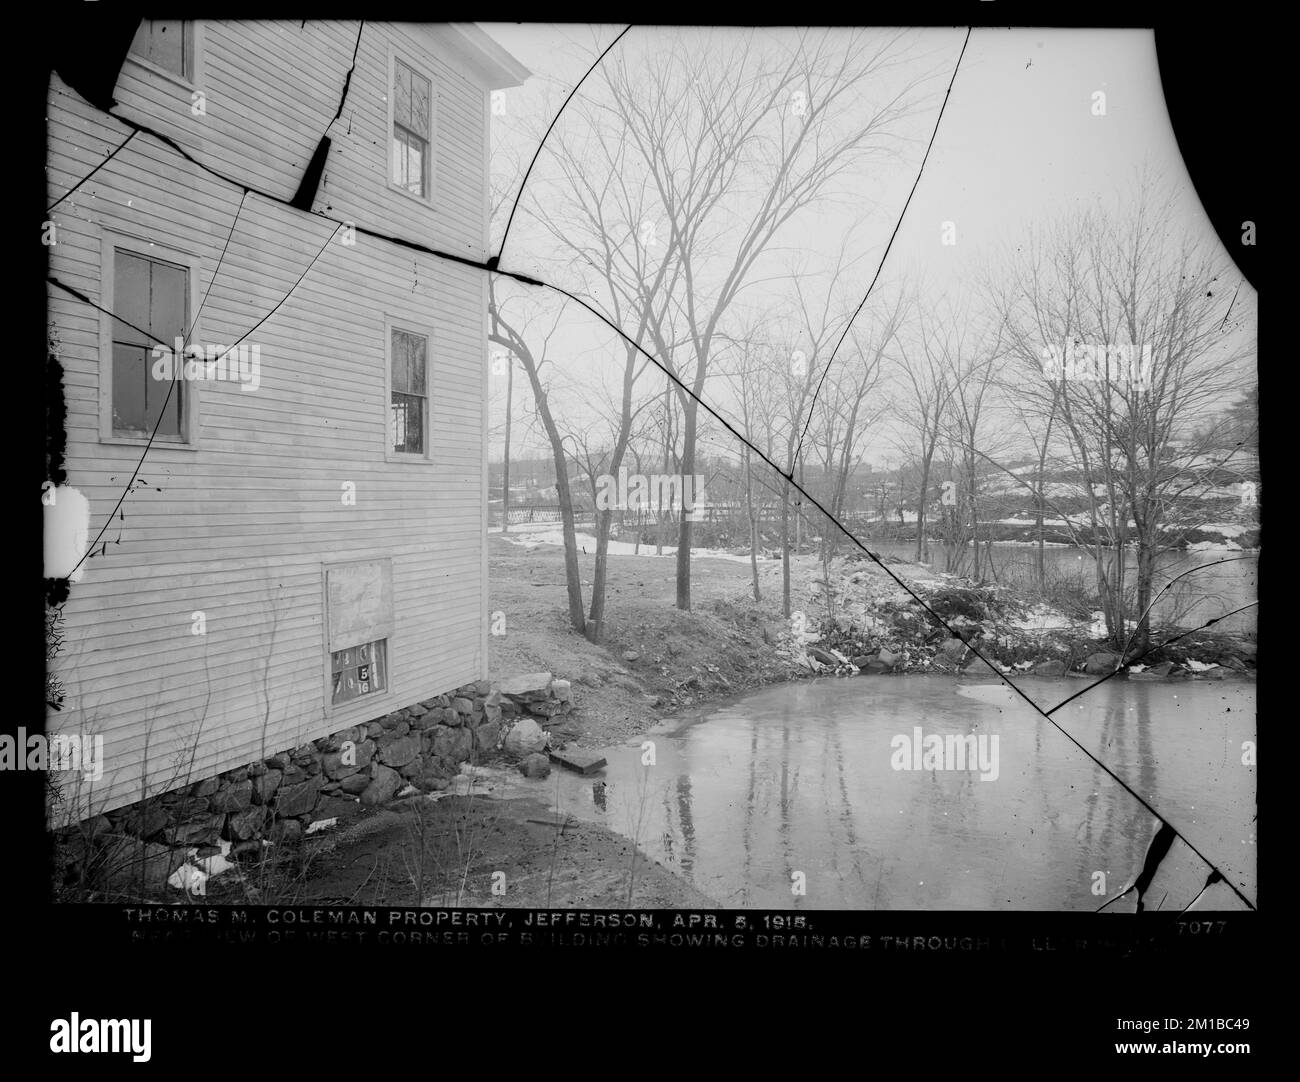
xmin=384 ymin=315 xmax=434 ymax=463
xmin=321 ymin=558 xmax=398 ymax=719
xmin=98 ymin=230 xmax=202 ymax=449
xmin=386 ymin=46 xmax=436 ymax=206
xmin=124 ymin=19 xmax=203 ymax=91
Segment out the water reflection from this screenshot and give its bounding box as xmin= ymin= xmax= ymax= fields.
xmin=548 ymin=676 xmax=1255 ymax=910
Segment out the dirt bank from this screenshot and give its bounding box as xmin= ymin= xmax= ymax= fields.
xmin=205 ymin=779 xmax=717 ymax=909
xmin=488 ymin=531 xmax=1257 ymax=751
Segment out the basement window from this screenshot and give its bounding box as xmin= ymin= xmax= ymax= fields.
xmin=331 ymin=639 xmax=388 ymax=704
xmin=324 ymin=559 xmax=395 ymax=711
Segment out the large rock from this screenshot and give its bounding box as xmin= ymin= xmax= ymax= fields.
xmin=504 ymin=718 xmax=547 ymax=757
xmin=498 ymin=672 xmax=553 ymax=697
xmin=165 ymin=813 xmax=224 ymax=847
xmin=320 ymin=726 xmax=363 ymax=752
xmin=360 ymin=764 xmax=401 ymax=806
xmin=858 ymin=659 xmax=892 ymax=675
xmin=209 ymin=780 xmax=253 ymax=813
xmin=251 ymin=769 xmax=283 ymax=805
xmin=1199 ymin=665 xmax=1229 ymax=681
xmin=227 ymin=805 xmax=267 ymax=841
xmin=876 ymin=648 xmax=901 ymax=669
xmin=275 ymin=776 xmax=322 ymax=818
xmin=339 ymin=772 xmax=371 ymax=796
xmin=432 ymin=725 xmax=473 ymax=763
xmin=190 ymin=777 xmax=221 ymax=799
xmin=280 ymin=764 xmax=309 ymax=787
xmin=1084 ymin=651 xmax=1120 ymax=675
xmin=474 ymin=720 xmax=501 ymax=752
xmin=323 ymin=739 xmax=374 ymax=780
xmin=1032 ymin=659 xmax=1067 ymax=676
xmin=519 ymin=753 xmax=551 ymax=779
xmin=123 ymin=804 xmax=169 ymax=840
xmin=377 ymin=733 xmax=420 ymax=769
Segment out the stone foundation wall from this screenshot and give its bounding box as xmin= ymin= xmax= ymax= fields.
xmin=58 ymin=674 xmax=573 ymax=890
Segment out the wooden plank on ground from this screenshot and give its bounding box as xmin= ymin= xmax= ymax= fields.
xmin=548 ymin=748 xmax=607 ymax=775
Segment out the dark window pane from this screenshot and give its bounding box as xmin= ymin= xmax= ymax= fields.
xmin=394 ymin=62 xmax=411 ymax=128
xmin=131 ymin=20 xmax=186 ymax=77
xmin=391 ymin=330 xmax=409 ymax=392
xmin=392 ymin=392 xmax=423 ymax=454
xmin=410 ymin=72 xmax=430 ymax=132
xmin=112 ymin=344 xmax=147 ymax=433
xmin=113 ymin=253 xmax=151 ymax=346
xmin=410 ymin=336 xmax=427 ymax=395
xmin=112 ymin=250 xmax=188 ymax=438
xmin=150 ymin=260 xmax=187 ymax=344
xmin=147 ymin=360 xmax=181 ymax=436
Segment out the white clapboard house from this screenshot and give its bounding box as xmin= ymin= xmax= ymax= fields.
xmin=46 ymin=21 xmax=528 ymax=821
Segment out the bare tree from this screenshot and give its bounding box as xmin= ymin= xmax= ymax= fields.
xmin=589 ymin=27 xmax=929 ymax=610
xmin=488 ymin=284 xmax=588 ymax=634
xmin=990 ymin=175 xmax=1255 ymax=650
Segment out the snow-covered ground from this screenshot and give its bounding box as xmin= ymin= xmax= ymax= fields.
xmin=493 ymin=521 xmax=757 ymax=563
xmin=1009 ymin=605 xmax=1081 ymax=631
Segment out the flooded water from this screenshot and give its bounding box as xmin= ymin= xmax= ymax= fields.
xmin=547 ymin=676 xmax=1256 ymax=911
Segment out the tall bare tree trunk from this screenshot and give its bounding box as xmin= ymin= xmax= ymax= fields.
xmin=675 ymin=400 xmax=698 ymax=610
xmin=781 ymin=477 xmax=792 ymax=618
xmin=745 ymin=447 xmax=760 ymax=602
xmin=501 ymin=357 xmax=513 ymax=535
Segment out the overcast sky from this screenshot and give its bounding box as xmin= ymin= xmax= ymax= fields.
xmin=479 ymin=24 xmax=1257 ymax=466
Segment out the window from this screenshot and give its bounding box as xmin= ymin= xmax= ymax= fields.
xmin=110 ymin=250 xmax=187 ymax=438
xmin=391 ymin=58 xmax=431 ymax=199
xmin=331 ymin=639 xmax=388 ymax=704
xmin=129 ymin=20 xmax=192 ymax=81
xmin=324 ymin=560 xmax=394 ymax=712
xmin=390 ymin=328 xmax=428 ymax=455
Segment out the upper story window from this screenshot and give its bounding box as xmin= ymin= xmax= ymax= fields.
xmin=129 ymin=20 xmax=194 ymax=82
xmin=111 ymin=250 xmax=187 ymax=438
xmin=390 ymin=58 xmax=432 ymax=200
xmin=389 ymin=326 xmax=429 ymax=456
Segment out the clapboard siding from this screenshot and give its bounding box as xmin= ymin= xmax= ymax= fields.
xmin=46 ymin=21 xmax=515 ymax=818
